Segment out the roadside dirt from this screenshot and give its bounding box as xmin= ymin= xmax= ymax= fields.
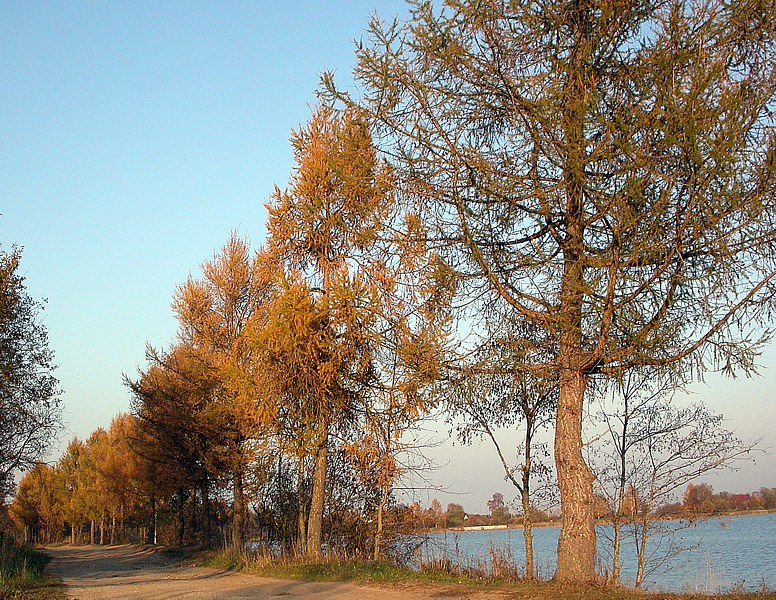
xmin=44 ymin=544 xmax=506 ymax=599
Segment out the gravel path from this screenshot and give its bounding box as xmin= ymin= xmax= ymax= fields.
xmin=45 ymin=544 xmax=500 ymax=599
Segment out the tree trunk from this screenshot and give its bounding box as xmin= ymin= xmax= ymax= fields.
xmin=554 ymin=0 xmax=597 ymax=582
xmin=306 ymin=437 xmax=328 ymax=559
xmin=90 ymin=520 xmax=95 ymax=545
xmin=612 ymin=473 xmax=627 ymax=584
xmin=554 ymin=359 xmax=596 ymax=581
xmin=147 ymin=493 xmax=156 ymax=545
xmin=99 ymin=518 xmax=105 ymax=545
xmin=296 ymin=454 xmax=307 ymax=555
xmin=612 ymin=515 xmax=622 ymax=584
xmin=521 ymin=485 xmax=535 ymax=580
xmin=202 ymin=474 xmax=212 ymax=549
xmin=635 ymin=516 xmax=649 ymax=588
xmin=177 ymin=489 xmax=186 ymax=546
xmin=232 ymin=465 xmax=245 ymax=549
xmin=374 ymin=483 xmax=390 ymax=561
xmin=110 ymin=514 xmax=116 ymax=545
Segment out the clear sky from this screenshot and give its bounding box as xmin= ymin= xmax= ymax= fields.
xmin=2 ymin=1 xmax=774 ymax=515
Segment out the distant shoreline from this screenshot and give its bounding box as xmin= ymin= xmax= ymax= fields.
xmin=423 ymin=507 xmax=776 ymax=534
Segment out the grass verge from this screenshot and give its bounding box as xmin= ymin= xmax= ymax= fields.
xmin=198 ymin=548 xmax=776 ymax=600
xmin=0 ymin=533 xmax=65 ymax=599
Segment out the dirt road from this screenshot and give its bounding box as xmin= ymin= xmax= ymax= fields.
xmin=45 ymin=544 xmax=501 ymax=599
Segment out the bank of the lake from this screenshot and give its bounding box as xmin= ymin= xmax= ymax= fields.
xmin=421 ymin=512 xmax=775 ymax=593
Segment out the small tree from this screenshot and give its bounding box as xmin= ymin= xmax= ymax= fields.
xmin=487 ymin=492 xmax=504 ymax=514
xmin=592 ymin=372 xmax=756 ymax=588
xmin=450 ymin=320 xmax=556 ymax=579
xmin=591 ymin=369 xmax=677 ymax=584
xmin=445 ymin=503 xmax=466 ymax=528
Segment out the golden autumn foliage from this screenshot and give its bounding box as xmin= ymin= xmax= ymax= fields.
xmin=15 ymin=104 xmax=449 ymax=560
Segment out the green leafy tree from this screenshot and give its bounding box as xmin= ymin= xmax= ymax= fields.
xmin=0 ymin=247 xmax=61 ymax=489
xmin=445 ymin=502 xmax=466 ymax=528
xmin=328 ymin=0 xmax=776 ymax=581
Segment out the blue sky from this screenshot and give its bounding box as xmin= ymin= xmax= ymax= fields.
xmin=2 ymin=1 xmax=774 ymax=514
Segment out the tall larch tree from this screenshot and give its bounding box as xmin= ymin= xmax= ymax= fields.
xmin=172 ymin=233 xmax=267 ymax=547
xmin=263 ymin=105 xmax=392 ymax=558
xmin=326 ymin=0 xmax=776 ymax=581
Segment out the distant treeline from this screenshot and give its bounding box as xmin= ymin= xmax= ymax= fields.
xmin=9 ymin=413 xmax=396 ymax=553
xmin=406 ymin=485 xmax=776 ymax=531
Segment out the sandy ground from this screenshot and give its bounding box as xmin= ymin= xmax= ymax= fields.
xmin=45 ymin=544 xmax=503 ymax=599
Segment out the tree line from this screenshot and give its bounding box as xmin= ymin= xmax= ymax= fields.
xmin=3 ymin=0 xmax=775 ymax=587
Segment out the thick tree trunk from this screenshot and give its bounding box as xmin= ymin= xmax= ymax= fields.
xmin=306 ymin=438 xmax=328 ymax=559
xmin=90 ymin=520 xmax=95 ymax=545
xmin=554 ymin=360 xmax=596 ymax=581
xmin=554 ymin=0 xmax=597 ymax=583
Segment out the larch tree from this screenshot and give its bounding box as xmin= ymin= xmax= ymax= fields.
xmin=99 ymin=414 xmax=151 ymax=545
xmin=56 ymin=438 xmax=88 ymax=544
xmin=344 ymin=212 xmax=453 ymax=560
xmin=128 ymin=343 xmax=225 ymax=547
xmin=11 ymin=462 xmax=57 ymax=544
xmin=249 ymin=277 xmax=354 ymax=554
xmin=262 ymin=105 xmax=392 ymax=558
xmin=326 ymin=0 xmax=776 ymax=581
xmin=172 ymin=233 xmax=267 ymax=547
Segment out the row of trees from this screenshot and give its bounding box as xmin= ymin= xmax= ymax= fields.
xmin=409 ymin=481 xmax=776 ymax=532
xmin=682 ymin=483 xmax=776 ymax=514
xmin=123 ymin=106 xmax=449 ymax=559
xmin=11 ymin=415 xmax=146 ymax=545
xmin=10 ymin=412 xmax=395 ymax=553
xmin=6 ymin=0 xmax=775 ymax=587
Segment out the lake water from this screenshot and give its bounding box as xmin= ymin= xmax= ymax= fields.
xmin=421 ymin=512 xmax=776 ymax=592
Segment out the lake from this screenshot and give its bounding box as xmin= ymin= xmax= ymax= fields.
xmin=420 ymin=512 xmax=775 ymax=592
